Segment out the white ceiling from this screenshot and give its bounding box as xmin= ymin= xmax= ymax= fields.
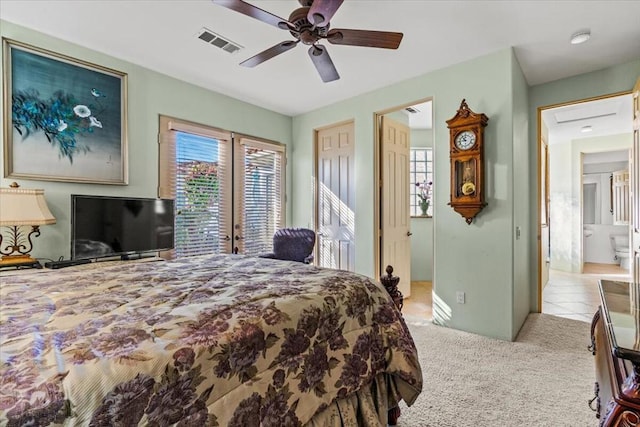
xmin=404 ymin=101 xmax=432 ymax=130
xmin=1 ymin=1 xmax=639 ymax=117
xmin=542 ymin=93 xmax=633 ymax=144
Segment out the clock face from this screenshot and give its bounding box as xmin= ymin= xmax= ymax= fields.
xmin=455 ymin=130 xmax=476 ymax=150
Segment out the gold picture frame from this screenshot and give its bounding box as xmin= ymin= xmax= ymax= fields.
xmin=3 ymin=38 xmax=128 ymax=184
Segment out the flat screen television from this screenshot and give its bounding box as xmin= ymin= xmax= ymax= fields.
xmin=71 ymin=195 xmax=175 ymax=260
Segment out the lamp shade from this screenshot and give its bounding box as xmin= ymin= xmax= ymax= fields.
xmin=0 ymin=185 xmax=56 ymax=226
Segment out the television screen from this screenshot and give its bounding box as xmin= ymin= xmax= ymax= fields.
xmin=71 ymin=195 xmax=175 ymax=260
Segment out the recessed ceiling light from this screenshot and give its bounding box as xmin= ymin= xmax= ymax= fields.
xmin=581 ymin=125 xmax=593 ymax=133
xmin=570 ymin=30 xmax=591 ymax=45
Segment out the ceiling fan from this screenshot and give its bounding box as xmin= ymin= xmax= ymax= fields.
xmin=212 ymin=0 xmax=404 ymax=82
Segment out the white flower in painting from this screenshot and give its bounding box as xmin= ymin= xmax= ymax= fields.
xmin=89 ymin=116 xmax=102 ymax=128
xmin=73 ymin=105 xmax=91 ymax=118
xmin=57 ymin=119 xmax=67 ymax=132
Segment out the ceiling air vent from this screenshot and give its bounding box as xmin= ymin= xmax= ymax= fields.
xmin=405 ymin=106 xmax=420 ymax=114
xmin=197 ymin=28 xmax=242 ymax=54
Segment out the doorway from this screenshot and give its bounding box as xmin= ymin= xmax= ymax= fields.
xmin=537 ymin=93 xmax=634 ymax=320
xmin=374 ymin=98 xmax=434 ymax=302
xmin=582 ymin=150 xmax=630 ymax=273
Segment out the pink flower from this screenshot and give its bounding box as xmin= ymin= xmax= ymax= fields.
xmin=415 ymin=180 xmax=432 ymax=202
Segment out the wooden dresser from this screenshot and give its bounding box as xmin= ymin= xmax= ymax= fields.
xmin=590 ymin=280 xmax=640 ymax=426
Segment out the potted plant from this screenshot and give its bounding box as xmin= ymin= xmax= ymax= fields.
xmin=416 ymin=180 xmax=432 ymax=216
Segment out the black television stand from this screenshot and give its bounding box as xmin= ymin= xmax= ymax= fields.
xmin=120 ymin=252 xmax=158 ymax=261
xmin=44 ymin=259 xmax=91 ymax=269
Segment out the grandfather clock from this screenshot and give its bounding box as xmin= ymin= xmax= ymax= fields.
xmin=446 ymin=99 xmax=489 ymax=224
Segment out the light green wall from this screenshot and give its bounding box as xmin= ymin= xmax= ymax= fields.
xmin=549 ymin=134 xmax=632 ymax=272
xmin=410 ymin=128 xmax=433 ymax=282
xmin=0 ymin=20 xmax=292 ymax=261
xmin=292 ymin=49 xmax=520 ymax=340
xmin=511 ymin=50 xmax=531 ymax=339
xmin=528 ymin=59 xmax=640 ymax=310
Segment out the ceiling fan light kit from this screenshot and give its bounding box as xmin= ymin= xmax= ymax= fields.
xmin=212 ymin=0 xmax=404 ymax=82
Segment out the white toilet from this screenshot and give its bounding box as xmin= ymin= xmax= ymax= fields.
xmin=610 ymin=234 xmax=630 ymax=270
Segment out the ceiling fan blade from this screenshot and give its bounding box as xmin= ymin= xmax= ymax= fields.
xmin=308 ymin=45 xmax=339 ymax=83
xmin=307 ymin=0 xmax=344 ymax=27
xmin=327 ymin=29 xmax=403 ymax=49
xmin=240 ymin=41 xmax=298 ymax=68
xmin=212 ymin=0 xmax=291 ymax=30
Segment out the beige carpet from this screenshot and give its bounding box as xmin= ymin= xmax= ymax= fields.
xmin=397 ymin=313 xmax=597 ymax=427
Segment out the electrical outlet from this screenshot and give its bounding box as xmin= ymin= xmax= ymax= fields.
xmin=456 ymin=291 xmax=465 ymax=304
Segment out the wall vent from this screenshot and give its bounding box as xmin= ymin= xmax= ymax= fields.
xmin=405 ymin=106 xmax=420 ymax=114
xmin=196 ymin=28 xmax=242 ymax=54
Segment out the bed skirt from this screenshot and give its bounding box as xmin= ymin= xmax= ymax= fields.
xmin=306 ymin=372 xmax=418 ymax=426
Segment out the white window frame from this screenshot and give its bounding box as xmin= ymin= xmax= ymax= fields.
xmin=410 ymin=147 xmax=433 ymax=218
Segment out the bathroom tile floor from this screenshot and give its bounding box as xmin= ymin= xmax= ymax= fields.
xmin=542 ymin=263 xmax=630 ymax=323
xmin=403 ymin=263 xmax=630 ymax=324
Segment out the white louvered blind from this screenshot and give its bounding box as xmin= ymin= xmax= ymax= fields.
xmin=159 ymin=117 xmax=232 ymax=257
xmin=235 ymin=137 xmax=285 ymax=256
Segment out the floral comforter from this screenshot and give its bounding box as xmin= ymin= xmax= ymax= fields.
xmin=0 ymin=254 xmax=422 ymax=426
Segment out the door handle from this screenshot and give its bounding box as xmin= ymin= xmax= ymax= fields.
xmin=235 ymin=235 xmax=244 ymax=241
xmin=407 ymin=231 xmax=413 ymax=236
xmin=223 ymin=235 xmax=231 ymax=241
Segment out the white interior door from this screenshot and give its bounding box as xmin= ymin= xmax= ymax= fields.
xmin=316 ymin=122 xmax=355 ymax=271
xmin=381 ymin=116 xmax=411 ymax=297
xmin=631 ymin=78 xmax=640 ymax=284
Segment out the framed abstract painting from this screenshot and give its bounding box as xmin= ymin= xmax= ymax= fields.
xmin=2 ymin=38 xmax=128 ymax=184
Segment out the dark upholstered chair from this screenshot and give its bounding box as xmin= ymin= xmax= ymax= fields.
xmin=258 ymin=228 xmax=316 ymax=264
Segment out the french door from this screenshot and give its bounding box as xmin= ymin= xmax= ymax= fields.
xmin=159 ymin=116 xmax=285 ymax=257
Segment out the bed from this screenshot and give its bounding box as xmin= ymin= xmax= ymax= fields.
xmin=0 ymin=254 xmax=422 ymax=426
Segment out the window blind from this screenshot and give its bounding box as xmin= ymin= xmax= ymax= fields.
xmin=158 ymin=117 xmax=232 ymax=257
xmin=235 ymin=137 xmax=285 ymax=256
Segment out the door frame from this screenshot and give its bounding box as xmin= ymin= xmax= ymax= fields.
xmin=536 ymin=90 xmax=632 ymax=311
xmin=373 ymin=97 xmax=433 ymax=279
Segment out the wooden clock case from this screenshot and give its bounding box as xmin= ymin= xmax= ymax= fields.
xmin=446 ymin=99 xmax=489 ymax=224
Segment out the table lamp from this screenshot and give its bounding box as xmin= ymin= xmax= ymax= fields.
xmin=0 ymin=182 xmax=56 ymax=267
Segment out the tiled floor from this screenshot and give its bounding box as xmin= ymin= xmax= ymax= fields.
xmin=402 ymin=262 xmax=631 ymax=323
xmin=542 ymin=262 xmax=630 ymax=322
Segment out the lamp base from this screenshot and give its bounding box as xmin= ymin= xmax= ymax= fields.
xmin=0 ymin=254 xmax=42 ymax=269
